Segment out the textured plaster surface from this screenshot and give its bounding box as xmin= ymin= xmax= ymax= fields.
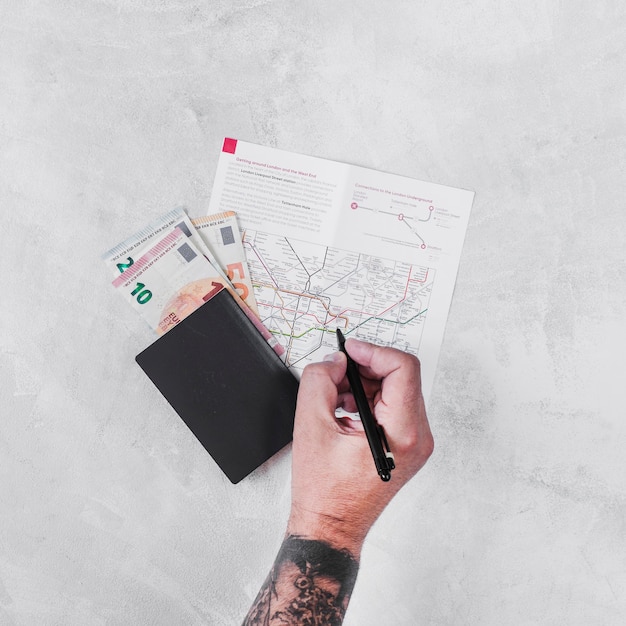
xmin=1 ymin=2 xmax=625 ymax=624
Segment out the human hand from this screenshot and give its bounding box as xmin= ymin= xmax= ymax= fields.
xmin=287 ymin=337 xmax=434 ymax=558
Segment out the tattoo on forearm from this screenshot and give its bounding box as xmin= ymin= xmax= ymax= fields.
xmin=242 ymin=535 xmax=359 ymax=625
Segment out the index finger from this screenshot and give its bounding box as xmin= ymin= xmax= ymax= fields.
xmin=344 ymin=338 xmax=424 ymax=429
xmin=344 ymin=337 xmax=421 ymax=382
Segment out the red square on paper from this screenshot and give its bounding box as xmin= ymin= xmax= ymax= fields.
xmin=222 ymin=138 xmax=238 ymax=154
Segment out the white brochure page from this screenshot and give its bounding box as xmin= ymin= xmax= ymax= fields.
xmin=208 ymin=138 xmax=474 ymax=404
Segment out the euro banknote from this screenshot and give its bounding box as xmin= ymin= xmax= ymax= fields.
xmin=192 ymin=211 xmax=258 ymax=314
xmin=102 ymin=206 xmax=228 ymax=284
xmin=102 ymin=206 xmax=262 ymax=313
xmin=111 ymin=227 xmax=233 ymax=335
xmin=110 ymin=226 xmax=284 ymax=355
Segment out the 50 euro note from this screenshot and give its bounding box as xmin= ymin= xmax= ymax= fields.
xmin=111 ymin=228 xmax=284 ymax=355
xmin=192 ymin=211 xmax=258 ymax=315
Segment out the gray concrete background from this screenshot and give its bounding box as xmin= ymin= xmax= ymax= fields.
xmin=1 ymin=1 xmax=625 ymax=624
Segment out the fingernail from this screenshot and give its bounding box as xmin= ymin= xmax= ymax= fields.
xmin=323 ymin=351 xmax=343 ymax=363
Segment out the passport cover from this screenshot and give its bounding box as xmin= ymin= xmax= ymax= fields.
xmin=135 ymin=289 xmax=298 ymax=483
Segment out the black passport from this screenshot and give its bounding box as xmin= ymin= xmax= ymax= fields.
xmin=135 ymin=289 xmax=298 ymax=483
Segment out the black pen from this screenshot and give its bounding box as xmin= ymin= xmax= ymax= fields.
xmin=336 ymin=328 xmax=394 ymax=482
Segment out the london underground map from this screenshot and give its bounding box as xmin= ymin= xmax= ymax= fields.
xmin=208 ymin=139 xmax=474 ymax=402
xmin=243 ymin=230 xmax=434 ymax=374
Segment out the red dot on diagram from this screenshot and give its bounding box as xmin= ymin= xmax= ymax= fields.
xmin=421 ymin=244 xmax=426 ymax=249
xmin=398 ymin=213 xmax=404 ymax=220
xmin=429 ymin=206 xmax=434 ymax=211
xmin=351 ymin=202 xmax=358 ymax=210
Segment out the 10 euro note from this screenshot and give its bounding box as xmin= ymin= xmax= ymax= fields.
xmin=192 ymin=211 xmax=258 ymax=315
xmin=112 ymin=227 xmax=233 ymax=335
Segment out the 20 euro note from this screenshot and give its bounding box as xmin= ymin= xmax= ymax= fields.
xmin=111 ymin=227 xmax=285 ymax=355
xmin=192 ymin=211 xmax=258 ymax=315
xmin=102 ymin=206 xmax=229 ymax=286
xmin=111 ymin=227 xmax=233 ymax=335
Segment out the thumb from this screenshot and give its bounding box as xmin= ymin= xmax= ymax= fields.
xmin=296 ymin=352 xmax=347 ymax=413
xmin=322 ymin=350 xmax=348 ymax=380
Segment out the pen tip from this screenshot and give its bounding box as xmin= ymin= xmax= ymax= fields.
xmin=336 ymin=327 xmax=345 ymax=349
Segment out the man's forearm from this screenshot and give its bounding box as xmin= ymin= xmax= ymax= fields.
xmin=242 ymin=535 xmax=360 ymax=625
